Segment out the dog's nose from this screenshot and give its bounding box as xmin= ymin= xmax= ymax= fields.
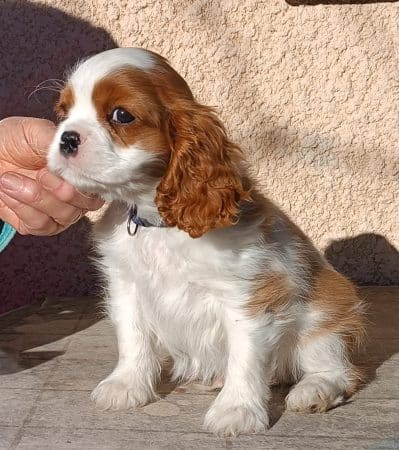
xmin=60 ymin=130 xmax=81 ymax=156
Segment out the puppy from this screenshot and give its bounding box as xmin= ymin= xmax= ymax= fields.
xmin=48 ymin=48 xmax=365 ymax=436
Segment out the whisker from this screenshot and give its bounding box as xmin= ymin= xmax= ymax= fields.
xmin=28 ymin=78 xmax=65 ymax=101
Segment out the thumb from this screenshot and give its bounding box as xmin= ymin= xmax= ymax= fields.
xmin=0 ymin=117 xmax=56 ymax=170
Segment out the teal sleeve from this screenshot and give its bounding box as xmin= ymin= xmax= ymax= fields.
xmin=0 ymin=220 xmax=16 ymax=252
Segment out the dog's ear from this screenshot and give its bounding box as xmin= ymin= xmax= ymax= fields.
xmin=155 ymin=99 xmax=250 ymax=238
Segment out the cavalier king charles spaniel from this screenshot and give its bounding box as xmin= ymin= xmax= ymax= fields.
xmin=48 ymin=48 xmax=365 ymax=436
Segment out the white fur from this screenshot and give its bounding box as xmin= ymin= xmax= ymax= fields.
xmin=286 ymin=333 xmax=352 ymax=412
xmin=70 ymin=48 xmax=155 ymax=92
xmin=47 ymin=48 xmax=357 ymax=436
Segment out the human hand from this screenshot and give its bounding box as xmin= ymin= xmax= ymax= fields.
xmin=0 ymin=117 xmax=103 ymax=236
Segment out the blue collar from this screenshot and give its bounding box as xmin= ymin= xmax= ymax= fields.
xmin=127 ymin=204 xmax=167 ymax=236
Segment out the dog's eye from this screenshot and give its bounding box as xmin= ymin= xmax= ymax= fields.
xmin=110 ymin=108 xmax=135 ymax=124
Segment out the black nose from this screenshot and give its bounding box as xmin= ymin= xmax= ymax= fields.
xmin=60 ymin=130 xmax=80 ymax=156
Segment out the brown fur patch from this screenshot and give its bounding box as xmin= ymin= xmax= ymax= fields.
xmin=344 ymin=365 xmax=365 ymax=398
xmin=310 ymin=267 xmax=366 ymax=351
xmin=92 ymin=69 xmax=170 ymax=154
xmin=91 ymin=53 xmax=195 ymax=153
xmin=245 ymin=195 xmax=324 ymax=316
xmin=55 ymin=84 xmax=74 ymax=119
xmin=247 ymin=273 xmax=293 ymax=315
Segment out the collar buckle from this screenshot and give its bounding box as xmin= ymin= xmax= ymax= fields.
xmin=127 ymin=204 xmax=166 ymax=236
xmin=127 ymin=204 xmax=142 ymax=236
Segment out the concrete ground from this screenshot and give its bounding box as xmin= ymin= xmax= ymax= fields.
xmin=0 ymin=287 xmax=398 ymax=450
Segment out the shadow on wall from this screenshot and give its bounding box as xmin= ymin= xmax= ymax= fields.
xmin=0 ymin=1 xmax=116 ymax=119
xmin=286 ymin=0 xmax=399 ymax=5
xmin=325 ymin=234 xmax=399 ymax=286
xmin=0 ymin=1 xmax=116 ymax=314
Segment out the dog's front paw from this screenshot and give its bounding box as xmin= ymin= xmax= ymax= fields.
xmin=91 ymin=376 xmax=156 ymax=410
xmin=204 ymin=401 xmax=269 ymax=436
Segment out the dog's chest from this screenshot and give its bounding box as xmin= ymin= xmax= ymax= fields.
xmin=110 ymin=227 xmax=236 ymax=361
xmin=130 ymin=229 xmax=228 ymax=313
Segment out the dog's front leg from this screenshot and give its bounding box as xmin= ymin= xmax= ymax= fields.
xmin=91 ymin=277 xmax=160 ymax=410
xmin=204 ymin=311 xmax=271 ymax=436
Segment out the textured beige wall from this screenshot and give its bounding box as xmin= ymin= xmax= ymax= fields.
xmin=1 ymin=0 xmax=398 ymax=311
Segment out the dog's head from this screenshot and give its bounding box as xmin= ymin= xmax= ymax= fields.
xmin=48 ymin=48 xmax=249 ymax=237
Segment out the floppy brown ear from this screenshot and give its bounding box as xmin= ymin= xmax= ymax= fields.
xmin=155 ymin=99 xmax=250 ymax=238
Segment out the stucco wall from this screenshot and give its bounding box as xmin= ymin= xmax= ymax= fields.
xmin=1 ymin=0 xmax=398 ymax=313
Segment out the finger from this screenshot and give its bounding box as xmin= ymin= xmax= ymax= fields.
xmin=0 ymin=117 xmax=56 ymax=169
xmin=38 ymin=169 xmax=104 ymax=211
xmin=0 ymin=172 xmax=82 ymax=227
xmin=0 ymin=191 xmax=62 ymax=236
xmin=0 ymin=199 xmax=24 ymax=233
xmin=0 ymin=200 xmax=45 ymax=236
xmin=22 ymin=117 xmax=56 ymax=159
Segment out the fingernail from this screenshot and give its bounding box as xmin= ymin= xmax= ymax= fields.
xmin=39 ymin=171 xmax=62 ymax=190
xmin=0 ymin=173 xmax=23 ymax=192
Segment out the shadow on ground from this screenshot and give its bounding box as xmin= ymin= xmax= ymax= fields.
xmin=0 ymin=297 xmax=101 ymax=373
